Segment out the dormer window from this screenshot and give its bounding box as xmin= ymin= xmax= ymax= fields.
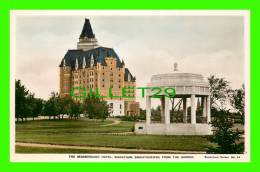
xmin=83 ymin=56 xmax=86 ymax=68
xmin=90 ymin=54 xmax=94 ymax=67
xmin=75 ymin=58 xmax=79 ymax=70
xmin=63 ymin=59 xmax=66 ymax=68
xmin=128 ymin=73 xmax=131 ymax=82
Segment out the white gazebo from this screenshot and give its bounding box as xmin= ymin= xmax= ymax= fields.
xmin=135 ymin=64 xmax=212 ymax=135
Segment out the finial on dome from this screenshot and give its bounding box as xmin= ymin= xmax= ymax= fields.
xmin=174 ymin=62 xmax=178 ymax=72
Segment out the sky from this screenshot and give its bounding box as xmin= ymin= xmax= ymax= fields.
xmin=15 ymin=15 xmax=245 ymax=108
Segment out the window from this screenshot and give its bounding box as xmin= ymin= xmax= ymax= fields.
xmin=120 ymin=104 xmax=122 ymax=109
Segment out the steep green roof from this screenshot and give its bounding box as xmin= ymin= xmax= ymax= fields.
xmin=59 ymin=46 xmax=136 ymax=82
xmin=79 ymin=18 xmax=95 ymax=39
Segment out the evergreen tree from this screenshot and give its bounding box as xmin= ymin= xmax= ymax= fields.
xmin=207 ymin=110 xmax=244 ymax=154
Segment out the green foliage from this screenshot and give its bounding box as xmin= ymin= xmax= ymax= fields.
xmin=16 ymin=81 xmax=108 ymax=121
xmin=207 ymin=110 xmax=244 ymax=154
xmin=69 ymin=99 xmax=83 ymax=119
xmin=120 ymin=109 xmax=145 ymax=121
xmin=42 ymin=93 xmax=83 ymax=120
xmin=42 ymin=92 xmax=59 ymax=119
xmin=230 ymin=84 xmax=245 ymax=124
xmin=15 ymin=80 xmax=29 ymax=120
xmin=15 ymin=80 xmax=44 ymax=121
xmin=16 ymin=119 xmax=210 ymax=152
xmin=151 ymin=105 xmax=161 ymax=122
xmin=208 ymin=75 xmax=232 ymax=110
xmin=83 ymin=95 xmax=109 ymax=121
xmin=208 ymin=75 xmax=245 ymax=124
xmin=121 ymin=115 xmax=137 ymax=121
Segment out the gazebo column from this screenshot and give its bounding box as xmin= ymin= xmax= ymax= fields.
xmin=146 ymin=96 xmax=151 ymax=124
xmin=164 ymin=96 xmax=170 ymax=124
xmin=202 ymin=97 xmax=207 ymax=117
xmin=160 ymin=96 xmax=165 ymax=123
xmin=191 ymin=94 xmax=196 ymax=124
xmin=207 ymin=95 xmax=211 ymax=123
xmin=183 ymin=98 xmax=187 ymax=123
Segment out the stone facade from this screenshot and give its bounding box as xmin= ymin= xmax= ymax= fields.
xmin=59 ymin=19 xmax=140 ymax=116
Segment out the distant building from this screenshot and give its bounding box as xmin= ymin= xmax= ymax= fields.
xmin=59 ymin=18 xmax=140 ymax=116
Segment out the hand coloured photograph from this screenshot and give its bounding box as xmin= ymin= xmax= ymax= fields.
xmin=10 ymin=10 xmax=250 ymax=162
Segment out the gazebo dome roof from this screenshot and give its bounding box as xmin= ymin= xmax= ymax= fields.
xmin=149 ymin=72 xmax=209 ymax=88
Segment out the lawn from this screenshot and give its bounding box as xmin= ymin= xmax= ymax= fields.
xmin=16 ymin=118 xmax=213 ymax=153
xmin=15 ymin=145 xmax=145 ymax=154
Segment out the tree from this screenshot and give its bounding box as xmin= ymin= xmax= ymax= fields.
xmin=15 ymin=80 xmax=44 ymax=121
xmin=138 ymin=108 xmax=146 ymax=120
xmin=42 ymin=92 xmax=84 ymax=120
xmin=24 ymin=93 xmax=35 ymax=120
xmin=69 ymin=100 xmax=83 ymax=119
xmin=208 ymin=75 xmax=232 ymax=110
xmin=207 ymin=110 xmax=244 ymax=154
xmin=58 ymin=95 xmax=73 ymax=119
xmin=31 ymin=98 xmax=44 ymax=120
xmin=151 ymin=105 xmax=161 ymax=122
xmin=15 ymin=80 xmax=29 ymax=121
xmin=83 ymin=95 xmax=109 ymax=121
xmin=230 ymin=84 xmax=245 ymax=123
xmin=43 ymin=92 xmax=59 ymax=120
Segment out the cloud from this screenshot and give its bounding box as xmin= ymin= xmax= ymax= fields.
xmin=15 ymin=15 xmax=245 ymax=108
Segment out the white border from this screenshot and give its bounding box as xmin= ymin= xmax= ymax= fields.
xmin=10 ymin=10 xmax=250 ymax=162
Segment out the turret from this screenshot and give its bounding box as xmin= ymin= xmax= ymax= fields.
xmin=77 ymin=18 xmax=98 ymax=51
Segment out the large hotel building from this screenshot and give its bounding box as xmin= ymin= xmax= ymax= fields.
xmin=59 ymin=19 xmax=140 ymax=116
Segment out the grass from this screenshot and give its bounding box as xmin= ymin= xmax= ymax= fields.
xmin=16 ymin=118 xmax=133 ymax=133
xmin=15 ymin=145 xmax=138 ymax=154
xmin=16 ymin=145 xmax=100 ymax=154
xmin=16 ymin=118 xmax=213 ymax=153
xmin=15 ymin=146 xmax=181 ymax=154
